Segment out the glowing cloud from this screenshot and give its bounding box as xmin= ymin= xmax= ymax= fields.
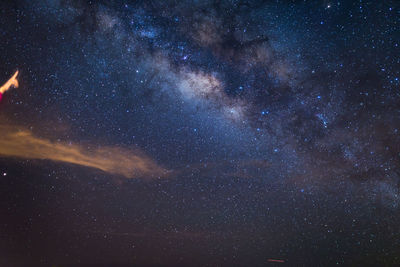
xmin=0 ymin=71 xmax=19 ymax=101
xmin=0 ymin=125 xmax=166 ymax=179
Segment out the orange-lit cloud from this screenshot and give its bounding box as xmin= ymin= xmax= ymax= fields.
xmin=0 ymin=124 xmax=166 ymax=179
xmin=0 ymin=70 xmax=19 ymax=94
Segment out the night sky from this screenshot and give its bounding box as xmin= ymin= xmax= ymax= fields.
xmin=0 ymin=0 xmax=399 ymax=266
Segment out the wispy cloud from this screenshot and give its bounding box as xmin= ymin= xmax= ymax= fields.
xmin=0 ymin=70 xmax=19 ymax=100
xmin=0 ymin=124 xmax=166 ymax=178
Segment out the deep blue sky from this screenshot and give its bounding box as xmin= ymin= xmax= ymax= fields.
xmin=0 ymin=0 xmax=399 ymax=266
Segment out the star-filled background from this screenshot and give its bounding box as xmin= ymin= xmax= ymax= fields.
xmin=0 ymin=0 xmax=399 ymax=266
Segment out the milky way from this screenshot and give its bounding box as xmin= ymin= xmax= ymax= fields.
xmin=0 ymin=1 xmax=399 ymax=266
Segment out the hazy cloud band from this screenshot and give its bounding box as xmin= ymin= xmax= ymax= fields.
xmin=0 ymin=124 xmax=166 ymax=178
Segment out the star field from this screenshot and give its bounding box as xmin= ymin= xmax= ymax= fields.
xmin=0 ymin=0 xmax=400 ymax=266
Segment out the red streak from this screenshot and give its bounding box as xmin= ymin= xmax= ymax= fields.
xmin=268 ymin=259 xmax=285 ymax=263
